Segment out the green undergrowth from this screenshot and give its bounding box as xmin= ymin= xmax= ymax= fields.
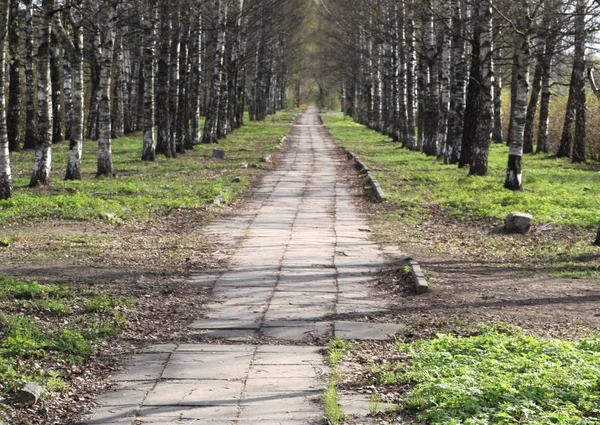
xmin=0 ymin=276 xmax=133 ymax=403
xmin=387 ymin=325 xmax=600 ymax=424
xmin=322 ymin=114 xmax=600 ymax=228
xmin=1 ymin=113 xmax=294 ymax=224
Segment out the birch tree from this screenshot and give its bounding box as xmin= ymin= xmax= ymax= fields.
xmin=469 ymin=0 xmax=494 ymax=176
xmin=95 ymin=1 xmax=118 ymax=177
xmin=54 ymin=0 xmax=85 ymax=180
xmin=8 ymin=0 xmax=21 ymax=152
xmin=24 ymin=0 xmax=36 ymax=150
xmin=202 ymin=0 xmax=228 ymax=144
xmin=0 ymin=0 xmax=11 ymax=199
xmin=30 ymin=0 xmax=54 ymax=187
xmin=142 ymin=0 xmax=157 ymax=161
xmin=504 ymin=1 xmax=531 ymax=191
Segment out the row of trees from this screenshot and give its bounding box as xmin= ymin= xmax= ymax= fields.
xmin=317 ymin=0 xmax=599 ymax=184
xmin=315 ymin=0 xmax=600 ymax=242
xmin=0 ymin=0 xmax=308 ymax=200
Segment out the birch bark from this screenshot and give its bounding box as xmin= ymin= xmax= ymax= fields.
xmin=30 ymin=0 xmax=54 ymax=187
xmin=8 ymin=0 xmax=21 ymax=152
xmin=142 ymin=0 xmax=157 ymax=161
xmin=504 ymin=3 xmax=530 ymax=191
xmin=0 ymin=0 xmax=11 ymax=199
xmin=23 ymin=0 xmax=36 ymax=150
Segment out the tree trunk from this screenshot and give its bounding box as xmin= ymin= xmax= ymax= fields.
xmin=189 ymin=10 xmax=202 ymax=146
xmin=469 ymin=1 xmax=493 ymax=176
xmin=142 ymin=0 xmax=157 ymax=161
xmin=50 ymin=41 xmax=64 ymax=144
xmin=492 ymin=28 xmax=503 ymax=143
xmin=571 ymin=0 xmax=587 ymax=164
xmin=111 ymin=31 xmax=123 ymax=139
xmin=0 ymin=0 xmax=12 ymax=199
xmin=30 ymin=0 xmax=54 ymax=187
xmin=445 ymin=0 xmax=467 ymax=165
xmin=422 ymin=8 xmax=439 ymax=156
xmin=86 ymin=32 xmax=101 ymax=141
xmin=437 ymin=5 xmax=451 ymax=157
xmin=523 ymin=59 xmax=542 ymax=154
xmin=65 ymin=11 xmax=84 ymax=181
xmin=202 ymin=0 xmax=228 ymax=143
xmin=23 ymin=0 xmax=36 ymax=150
xmin=169 ymin=0 xmax=180 ymax=154
xmin=405 ymin=1 xmax=417 ymax=149
xmin=96 ymin=6 xmax=116 ymax=177
xmin=536 ymin=57 xmax=552 ymax=154
xmin=63 ymin=46 xmax=73 ymax=141
xmin=176 ymin=15 xmax=189 ymax=153
xmin=505 ymin=7 xmax=530 ymax=191
xmin=7 ymin=0 xmax=21 ymax=152
xmin=459 ymin=36 xmax=480 ymax=169
xmin=156 ymin=0 xmax=173 ymax=156
xmin=594 ymin=226 xmax=600 ymax=246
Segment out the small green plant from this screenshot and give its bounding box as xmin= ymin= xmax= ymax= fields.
xmin=84 ymin=295 xmax=114 ymax=313
xmin=326 ymin=338 xmax=352 ymax=365
xmin=369 ymin=394 xmax=382 ymax=414
xmin=323 ymin=373 xmax=344 ymax=425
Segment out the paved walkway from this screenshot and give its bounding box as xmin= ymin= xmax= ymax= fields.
xmin=86 ymin=108 xmax=400 ymax=424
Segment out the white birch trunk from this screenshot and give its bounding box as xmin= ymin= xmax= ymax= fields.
xmin=202 ymin=0 xmax=228 ymax=143
xmin=64 ymin=4 xmax=84 ymax=181
xmin=504 ymin=2 xmax=530 ymax=191
xmin=142 ymin=0 xmax=157 ymax=161
xmin=405 ymin=0 xmax=417 ymax=149
xmin=30 ymin=0 xmax=54 ymax=187
xmin=96 ymin=5 xmax=117 ymax=177
xmin=0 ymin=0 xmax=11 ymax=199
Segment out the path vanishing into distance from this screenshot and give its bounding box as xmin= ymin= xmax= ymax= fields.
xmin=85 ymin=107 xmax=404 ymax=424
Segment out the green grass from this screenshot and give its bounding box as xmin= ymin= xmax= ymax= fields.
xmin=322 ymin=114 xmax=600 ymax=228
xmin=390 ymin=325 xmax=600 ymax=424
xmin=0 ymin=277 xmax=132 ymax=401
xmin=2 ymin=113 xmax=294 ymax=224
xmin=323 ymin=369 xmax=344 ymax=425
xmin=325 ymin=338 xmax=353 ymax=365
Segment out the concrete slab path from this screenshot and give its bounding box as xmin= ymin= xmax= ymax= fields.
xmin=85 ymin=107 xmax=400 ymax=424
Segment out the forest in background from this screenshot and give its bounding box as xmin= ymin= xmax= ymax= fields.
xmin=309 ymin=0 xmax=600 ymax=243
xmin=0 ymin=0 xmax=309 ymax=196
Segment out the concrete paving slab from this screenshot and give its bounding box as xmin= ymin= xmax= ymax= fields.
xmin=248 ymin=364 xmax=327 ymax=379
xmin=137 ymin=405 xmax=237 ymax=421
xmin=189 ymin=319 xmax=261 ymax=330
xmin=96 ymin=381 xmax=154 ymax=407
xmin=144 ymin=380 xmax=244 ymax=406
xmin=334 ymin=321 xmax=405 ymax=340
xmin=175 ymin=344 xmax=255 ymax=353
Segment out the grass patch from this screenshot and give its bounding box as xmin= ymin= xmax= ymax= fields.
xmin=2 ymin=112 xmax=295 ymax=224
xmin=0 ymin=277 xmax=132 ymax=404
xmin=326 ymin=338 xmax=353 ymax=365
xmin=323 ymin=370 xmax=344 ymax=425
xmin=322 ymin=114 xmax=600 ymax=228
xmin=391 ymin=325 xmax=600 ymax=424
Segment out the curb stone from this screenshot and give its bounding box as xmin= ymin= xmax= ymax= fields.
xmin=343 ymin=149 xmax=386 ymax=203
xmin=383 ymin=246 xmax=430 ymax=295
